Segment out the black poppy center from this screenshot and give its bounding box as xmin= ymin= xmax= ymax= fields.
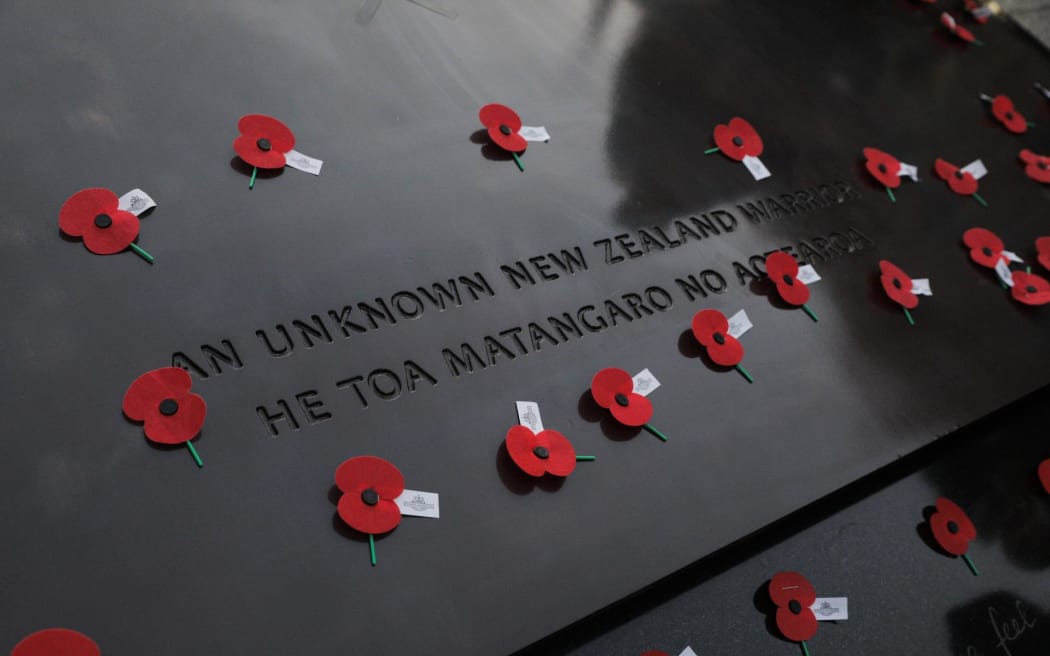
xmin=257 ymin=137 xmax=272 ymax=152
xmin=499 ymin=124 xmax=512 ymax=135
xmin=877 ymin=163 xmax=887 ymax=173
xmin=361 ymin=488 xmax=379 ymax=506
xmin=789 ymin=600 xmax=803 ymax=614
xmin=533 ymin=446 xmax=550 ymax=459
xmin=1027 ymin=285 xmax=1037 ymax=294
xmin=955 ymin=171 xmax=964 ymax=180
xmin=614 ymin=393 xmax=629 ymax=407
xmin=893 ymin=278 xmax=902 ymax=289
xmin=732 ymin=136 xmax=744 ymax=147
xmin=982 ymin=247 xmax=993 ymax=257
xmin=947 ymin=520 xmax=959 ymax=534
xmin=1005 ymin=112 xmax=1014 ymax=121
xmin=94 ymin=213 xmax=112 ymax=229
xmin=1040 ymin=162 xmax=1049 ymax=170
xmin=713 ymin=332 xmax=726 ymax=345
xmin=159 ymin=398 xmax=179 ymax=416
xmin=782 ymin=274 xmax=794 ymax=286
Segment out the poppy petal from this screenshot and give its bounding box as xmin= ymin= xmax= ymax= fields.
xmin=59 ymin=188 xmax=119 ymax=236
xmin=537 ymin=429 xmax=577 ymax=477
xmin=962 ymin=227 xmax=1004 ymax=268
xmin=486 ymin=125 xmax=528 ymax=153
xmin=81 ymin=209 xmax=140 ymax=255
xmin=713 ymin=117 xmax=761 ymax=161
xmin=934 ymin=158 xmax=958 ymax=181
xmin=879 ymin=260 xmax=918 ymax=309
xmin=237 ymin=114 xmax=295 ymax=152
xmin=709 ymin=336 xmax=745 ymax=366
xmin=1036 ymin=237 xmax=1050 ymax=270
xmin=691 ymin=309 xmax=729 ymax=347
xmin=930 ymin=497 xmax=976 ymax=555
xmin=764 ymin=252 xmax=799 ymax=279
xmin=122 ymin=367 xmax=194 ymax=420
xmin=335 ymin=456 xmax=405 ymax=499
xmin=1019 ymin=149 xmax=1039 ymax=164
xmin=591 ymin=368 xmax=634 ymax=408
xmin=11 ymin=629 xmax=101 ymax=656
xmin=992 ymin=95 xmax=1027 ymax=134
xmin=506 ymin=425 xmax=547 ymax=477
xmin=337 ymin=494 xmax=402 ymax=534
xmin=234 ymin=134 xmax=288 ymax=169
xmin=1038 ymin=459 xmax=1050 ymax=494
xmin=775 ymin=607 xmax=819 ymax=642
xmin=479 ymin=104 xmax=522 ymax=131
xmin=769 ymin=571 xmax=816 ymax=607
xmin=775 ymin=278 xmax=811 ymax=306
xmin=1010 ymin=271 xmax=1050 ymax=305
xmin=610 ymin=392 xmax=653 ymax=427
xmin=730 ymin=117 xmax=763 ymax=158
xmin=863 ymin=147 xmax=902 ymax=188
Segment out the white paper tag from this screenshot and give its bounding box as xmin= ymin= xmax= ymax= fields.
xmin=961 ymin=159 xmax=988 ymax=180
xmin=995 ymin=259 xmax=1015 ymax=287
xmin=979 ymin=93 xmax=996 ymax=103
xmin=742 ymin=155 xmax=771 ymax=181
xmin=394 ymin=489 xmax=439 ymax=518
xmin=911 ymin=278 xmax=933 ymax=296
xmin=897 ymin=162 xmax=919 ymax=182
xmin=515 ymin=401 xmax=543 ymax=432
xmin=1036 ymin=83 xmax=1050 ymax=101
xmin=679 ymin=648 xmax=698 ymax=656
xmin=797 ymin=264 xmax=822 ymax=284
xmin=283 ymin=149 xmax=324 ymax=175
xmin=727 ymin=309 xmax=753 ymax=338
xmin=1002 ymin=250 xmax=1024 ymax=263
xmin=632 ymin=369 xmax=661 ymax=397
xmin=941 ymin=12 xmax=958 ymax=30
xmin=811 ymin=597 xmax=848 ymax=621
xmin=519 ymin=126 xmax=550 ymax=142
xmin=117 ymin=189 xmax=156 ymax=216
xmin=972 ymin=6 xmax=993 ymax=19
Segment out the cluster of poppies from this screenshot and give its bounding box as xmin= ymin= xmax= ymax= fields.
xmin=963 ymin=227 xmax=1050 ymax=305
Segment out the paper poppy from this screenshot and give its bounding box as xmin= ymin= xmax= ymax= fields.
xmin=962 ymin=227 xmax=1005 ymax=269
xmin=479 ymin=103 xmax=528 ymax=172
xmin=768 ymin=571 xmax=818 ymax=643
xmin=864 ymin=147 xmax=901 ymax=189
xmin=941 ymin=12 xmax=978 ymax=44
xmin=879 ymin=260 xmax=918 ymax=310
xmin=123 ymin=367 xmax=207 ymax=467
xmin=1038 ymin=459 xmax=1050 ymax=494
xmin=1036 ymin=236 xmax=1050 ymax=270
xmin=929 ymin=497 xmax=976 ymax=556
xmin=505 ymin=425 xmax=576 ymax=477
xmin=10 ymin=628 xmax=101 ymax=656
xmin=590 ymin=368 xmax=652 ymax=427
xmin=765 ymin=251 xmax=811 ymax=307
xmin=965 ymin=0 xmax=993 ymax=23
xmin=712 ymin=117 xmax=763 ymax=161
xmin=59 ymin=188 xmax=153 ymax=262
xmin=691 ymin=310 xmax=744 ymax=366
xmin=234 ymin=114 xmax=295 ymax=170
xmin=335 ymin=455 xmax=403 ymax=535
xmin=1019 ymin=150 xmax=1050 ymax=184
xmin=990 ymin=95 xmax=1028 ymax=134
xmin=1010 ymin=271 xmax=1050 ymax=305
xmin=935 ymin=158 xmax=979 ymax=195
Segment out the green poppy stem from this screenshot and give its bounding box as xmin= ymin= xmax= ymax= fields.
xmin=511 ymin=152 xmax=524 ymax=172
xmin=962 ymin=553 xmax=980 ymax=576
xmin=369 ymin=534 xmax=376 ymax=567
xmin=973 ymin=192 xmax=988 ymax=207
xmin=643 ymin=423 xmax=668 ymax=442
xmin=249 ymin=166 xmax=258 ymax=189
xmin=735 ymin=363 xmax=754 ymax=383
xmin=704 ymin=147 xmax=720 ymax=155
xmin=128 ymin=243 xmax=155 ymax=264
xmin=800 ymin=641 xmax=811 ymax=656
xmin=886 ymin=186 xmax=896 ymax=203
xmin=973 ymin=39 xmax=984 ymax=47
xmin=185 ymin=441 xmax=203 ymax=468
xmin=801 ymin=304 xmax=819 ymax=322
xmin=903 ymin=307 xmax=915 ymax=326
xmin=575 ymin=455 xmax=596 ymax=461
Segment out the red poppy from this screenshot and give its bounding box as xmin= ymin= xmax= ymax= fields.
xmin=935 ymin=158 xmax=979 ymax=195
xmin=233 ymin=114 xmax=295 ymax=169
xmin=1038 ymin=459 xmax=1050 ymax=494
xmin=765 ymin=252 xmax=810 ymax=306
xmin=929 ymin=497 xmax=976 ymax=556
xmin=335 ymin=456 xmax=404 ymax=535
xmin=990 ymin=95 xmax=1027 ymax=134
xmin=641 ymin=652 xmax=669 ymax=656
xmin=713 ymin=117 xmax=763 ymax=161
xmin=590 ymin=368 xmax=653 ymax=427
xmin=11 ymin=629 xmax=100 ymax=656
xmin=962 ymin=227 xmax=1005 ymax=268
xmin=768 ymin=571 xmax=818 ymax=643
xmin=1036 ymin=236 xmax=1050 ymax=270
xmin=1010 ymin=271 xmax=1050 ymax=305
xmin=505 ymin=425 xmax=577 ymax=477
xmin=965 ymin=0 xmax=992 ymax=23
xmin=691 ymin=309 xmax=744 ymax=366
xmin=59 ymin=188 xmax=140 ymax=255
xmin=879 ymin=260 xmax=918 ymax=309
xmin=479 ymin=104 xmax=527 ymax=153
xmin=863 ymin=147 xmax=902 ymax=189
xmin=1019 ymin=150 xmax=1050 ymax=184
xmin=941 ymin=12 xmax=977 ymax=43
xmin=123 ymin=367 xmax=207 ymax=445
